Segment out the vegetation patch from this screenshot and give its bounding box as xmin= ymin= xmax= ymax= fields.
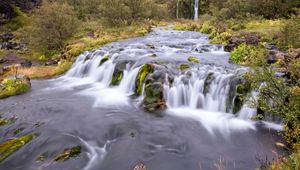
xmin=178 ymin=64 xmax=190 ymax=70
xmin=0 ymin=76 xmax=31 ymax=99
xmin=188 ymin=57 xmax=200 ymax=63
xmin=0 ymin=134 xmax=35 ymax=162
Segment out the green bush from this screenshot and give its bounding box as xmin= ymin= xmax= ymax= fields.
xmin=278 ymin=12 xmax=300 ymax=49
xmin=230 ymin=43 xmax=267 ymax=65
xmin=23 ymin=2 xmax=79 ymax=55
xmin=4 ymin=6 xmax=30 ymax=31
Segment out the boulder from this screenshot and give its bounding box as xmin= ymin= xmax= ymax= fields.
xmin=134 ymin=64 xmax=154 ymax=95
xmin=288 ymin=48 xmax=300 ymax=59
xmin=225 ymin=32 xmax=260 ymax=52
xmin=21 ymin=60 xmax=32 ymax=67
xmin=0 ymin=33 xmax=14 ymax=42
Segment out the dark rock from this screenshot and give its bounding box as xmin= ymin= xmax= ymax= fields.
xmin=224 ymin=44 xmax=235 ymax=52
xmin=0 ymin=58 xmax=8 ymax=64
xmin=20 ymin=60 xmax=32 ymax=67
xmin=44 ymin=60 xmax=58 ymax=66
xmin=225 ymin=32 xmax=260 ymax=52
xmin=0 ymin=33 xmax=14 ymax=42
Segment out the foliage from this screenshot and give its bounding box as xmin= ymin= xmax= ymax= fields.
xmin=278 ymin=12 xmax=300 ymax=49
xmin=230 ymin=43 xmax=267 ymax=65
xmin=23 ymin=1 xmax=79 ymax=56
xmin=249 ymin=62 xmax=300 ymax=150
xmin=4 ymin=6 xmax=30 ymax=31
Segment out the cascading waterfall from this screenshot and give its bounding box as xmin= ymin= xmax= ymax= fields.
xmin=164 ymin=66 xmax=235 ymax=113
xmin=194 ymin=0 xmax=199 ymax=20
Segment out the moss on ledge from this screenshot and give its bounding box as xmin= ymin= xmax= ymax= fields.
xmin=188 ymin=57 xmax=200 ymax=63
xmin=178 ymin=64 xmax=190 ymax=70
xmin=135 ymin=64 xmax=154 ymax=95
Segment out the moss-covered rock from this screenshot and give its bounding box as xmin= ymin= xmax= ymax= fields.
xmin=110 ymin=70 xmax=123 ymax=86
xmin=99 ymin=55 xmax=109 ymax=66
xmin=54 ymin=146 xmax=81 ymax=162
xmin=0 ymin=75 xmax=31 ymax=99
xmin=232 ymin=95 xmax=244 ymax=114
xmin=188 ymin=57 xmax=200 ymax=63
xmin=203 ymin=73 xmax=214 ymax=95
xmin=135 ymin=64 xmax=154 ymax=95
xmin=0 ymin=134 xmax=35 ymax=162
xmin=178 ymin=64 xmax=190 ymax=70
xmin=143 ymin=82 xmax=166 ymax=112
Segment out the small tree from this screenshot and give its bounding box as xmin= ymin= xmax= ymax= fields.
xmin=26 ymin=1 xmax=79 ymax=55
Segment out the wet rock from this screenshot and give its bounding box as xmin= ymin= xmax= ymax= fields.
xmin=99 ymin=55 xmax=109 ymax=66
xmin=146 ymin=44 xmax=155 ymax=49
xmin=111 ymin=69 xmax=123 ymax=86
xmin=20 ymin=60 xmax=32 ymax=67
xmin=143 ymin=82 xmax=166 ymax=112
xmin=0 ymin=134 xmax=36 ymax=162
xmin=203 ymin=73 xmax=214 ymax=95
xmin=232 ymin=95 xmax=244 ymax=114
xmin=267 ymin=49 xmax=289 ymax=64
xmin=135 ymin=64 xmax=154 ymax=95
xmin=54 ymin=146 xmax=81 ymax=162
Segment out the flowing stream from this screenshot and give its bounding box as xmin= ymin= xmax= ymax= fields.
xmin=0 ymin=27 xmax=283 ymax=170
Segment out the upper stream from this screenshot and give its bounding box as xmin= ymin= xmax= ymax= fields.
xmin=0 ymin=27 xmax=283 ymax=170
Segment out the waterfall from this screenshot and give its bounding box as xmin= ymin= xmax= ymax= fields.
xmin=176 ymin=0 xmax=180 ymax=19
xmin=164 ymin=66 xmax=235 ymax=113
xmin=194 ymin=0 xmax=199 ymax=20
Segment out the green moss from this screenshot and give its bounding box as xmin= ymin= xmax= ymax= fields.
xmin=232 ymin=95 xmax=244 ymax=114
xmin=143 ymin=82 xmax=166 ymax=112
xmin=0 ymin=134 xmax=35 ymax=162
xmin=188 ymin=57 xmax=200 ymax=63
xmin=135 ymin=64 xmax=154 ymax=95
xmin=54 ymin=146 xmax=81 ymax=162
xmin=110 ymin=70 xmax=123 ymax=86
xmin=0 ymin=78 xmax=31 ymax=99
xmin=178 ymin=64 xmax=190 ymax=70
xmin=99 ymin=55 xmax=110 ymax=66
xmin=230 ymin=43 xmax=267 ymax=65
xmin=210 ymin=32 xmax=232 ymax=44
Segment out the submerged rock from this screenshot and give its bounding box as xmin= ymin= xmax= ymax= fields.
xmin=133 ymin=163 xmax=148 ymax=170
xmin=0 ymin=134 xmax=35 ymax=162
xmin=54 ymin=146 xmax=82 ymax=162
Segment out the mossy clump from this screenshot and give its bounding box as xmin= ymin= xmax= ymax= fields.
xmin=110 ymin=70 xmax=123 ymax=86
xmin=135 ymin=64 xmax=154 ymax=95
xmin=178 ymin=64 xmax=190 ymax=70
xmin=143 ymin=82 xmax=166 ymax=112
xmin=0 ymin=134 xmax=35 ymax=162
xmin=54 ymin=146 xmax=81 ymax=162
xmin=0 ymin=76 xmax=31 ymax=99
xmin=188 ymin=57 xmax=200 ymax=63
xmin=0 ymin=118 xmax=9 ymax=126
xmin=99 ymin=55 xmax=109 ymax=66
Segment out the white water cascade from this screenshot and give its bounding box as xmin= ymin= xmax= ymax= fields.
xmin=194 ymin=0 xmax=199 ymax=20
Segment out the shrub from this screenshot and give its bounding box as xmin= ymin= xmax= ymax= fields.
xmin=4 ymin=6 xmax=30 ymax=31
xmin=230 ymin=43 xmax=267 ymax=65
xmin=23 ymin=2 xmax=79 ymax=56
xmin=278 ymin=12 xmax=300 ymax=49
